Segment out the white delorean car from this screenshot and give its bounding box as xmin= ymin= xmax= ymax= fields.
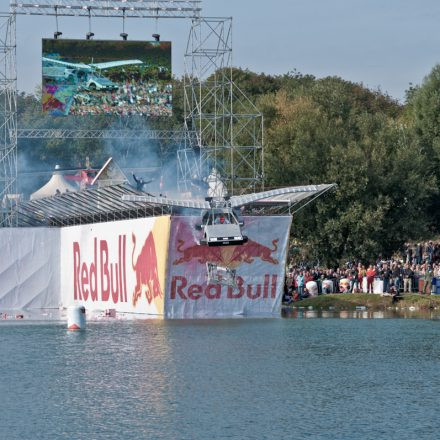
xmin=197 ymin=208 xmax=247 ymax=246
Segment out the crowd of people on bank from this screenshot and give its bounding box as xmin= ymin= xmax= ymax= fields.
xmin=284 ymin=241 xmax=440 ymax=302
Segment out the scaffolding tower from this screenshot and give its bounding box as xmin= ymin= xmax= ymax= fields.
xmin=180 ymin=17 xmax=263 ymax=195
xmin=0 ymin=0 xmax=264 ymax=226
xmin=0 ymin=11 xmax=17 ymax=226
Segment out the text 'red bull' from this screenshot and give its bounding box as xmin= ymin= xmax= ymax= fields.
xmin=73 ymin=236 xmax=127 ymax=303
xmin=171 ymin=275 xmax=278 ymax=300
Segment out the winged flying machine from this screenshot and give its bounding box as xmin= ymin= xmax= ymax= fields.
xmin=122 ymin=184 xmax=336 ymax=248
xmin=42 ymin=56 xmax=144 ymax=91
xmin=122 ymin=185 xmax=335 ymax=286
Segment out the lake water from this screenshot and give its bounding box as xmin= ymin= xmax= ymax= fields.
xmin=1 ymin=314 xmax=440 ymax=439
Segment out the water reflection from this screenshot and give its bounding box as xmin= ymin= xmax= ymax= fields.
xmin=282 ymin=306 xmax=440 ymax=320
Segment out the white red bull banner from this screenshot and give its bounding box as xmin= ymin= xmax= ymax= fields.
xmin=2 ymin=215 xmax=292 ymax=318
xmin=60 ymin=216 xmax=170 ymax=315
xmin=0 ymin=228 xmax=60 ymax=309
xmin=166 ymin=216 xmax=292 ymax=318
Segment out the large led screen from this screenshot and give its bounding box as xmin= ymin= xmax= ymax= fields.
xmin=42 ymin=39 xmax=172 ymax=116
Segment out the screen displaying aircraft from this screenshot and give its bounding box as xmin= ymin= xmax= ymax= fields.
xmin=42 ymin=39 xmax=172 ymax=117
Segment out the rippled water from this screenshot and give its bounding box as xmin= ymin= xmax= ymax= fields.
xmin=1 ymin=317 xmax=440 ymax=439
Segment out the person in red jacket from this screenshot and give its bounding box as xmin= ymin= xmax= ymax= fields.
xmin=366 ymin=265 xmax=376 ymax=293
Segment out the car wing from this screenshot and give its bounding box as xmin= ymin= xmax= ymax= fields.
xmin=121 ymin=184 xmax=337 ymax=210
xmin=42 ymin=57 xmax=93 ymax=72
xmin=90 ymin=60 xmax=144 ymax=70
xmin=228 ymin=184 xmax=337 ymax=207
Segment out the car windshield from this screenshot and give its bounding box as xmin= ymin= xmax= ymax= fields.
xmin=205 ymin=211 xmax=236 ymax=225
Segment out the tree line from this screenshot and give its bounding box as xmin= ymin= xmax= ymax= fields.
xmin=17 ymin=65 xmax=440 ymax=264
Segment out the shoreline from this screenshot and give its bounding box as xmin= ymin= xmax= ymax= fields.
xmin=283 ymin=293 xmax=440 ymax=311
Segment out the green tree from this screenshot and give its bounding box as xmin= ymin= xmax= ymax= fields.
xmin=263 ymin=77 xmax=436 ymax=264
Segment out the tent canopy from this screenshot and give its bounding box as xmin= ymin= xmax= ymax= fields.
xmin=30 ymin=165 xmax=78 ymax=201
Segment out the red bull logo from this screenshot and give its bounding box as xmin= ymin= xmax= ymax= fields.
xmin=73 ymin=235 xmax=127 ymax=303
xmin=131 ymin=232 xmax=162 ymax=306
xmin=171 ymin=274 xmax=278 ymax=300
xmin=170 ymin=230 xmax=281 ymax=302
xmin=173 ymin=239 xmax=279 ymax=269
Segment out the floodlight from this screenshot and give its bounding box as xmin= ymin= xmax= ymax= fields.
xmin=54 ymin=31 xmax=62 ymax=39
xmin=86 ymin=32 xmax=94 ymax=40
xmin=153 ymin=33 xmax=160 ymax=42
xmin=120 ymin=32 xmax=128 ymax=41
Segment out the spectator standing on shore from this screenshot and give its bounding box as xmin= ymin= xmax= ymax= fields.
xmin=358 ymin=264 xmax=365 ymax=292
xmin=413 ymin=264 xmax=421 ymax=292
xmin=405 ymin=244 xmax=413 ymax=264
xmin=416 ymin=243 xmax=423 ymax=264
xmin=427 ymin=241 xmax=434 ymax=264
xmin=381 ymin=264 xmax=392 ymax=293
xmin=296 ymin=272 xmax=304 ymax=298
xmin=424 ymin=265 xmax=433 ymax=295
xmin=403 ymin=264 xmax=413 ymax=293
xmin=392 ymin=263 xmax=402 ymax=292
xmin=366 ymin=265 xmax=376 ymax=293
xmin=350 ymin=267 xmax=359 ymax=293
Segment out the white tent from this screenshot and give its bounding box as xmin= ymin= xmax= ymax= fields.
xmin=30 ymin=165 xmax=78 ymax=200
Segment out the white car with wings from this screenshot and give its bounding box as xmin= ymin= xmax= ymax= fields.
xmin=42 ymin=57 xmax=144 ymax=91
xmin=122 ymin=184 xmax=337 ymax=248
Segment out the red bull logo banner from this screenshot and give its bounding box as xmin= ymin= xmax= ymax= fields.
xmin=166 ymin=216 xmax=292 ymax=318
xmin=60 ymin=216 xmax=170 ymax=316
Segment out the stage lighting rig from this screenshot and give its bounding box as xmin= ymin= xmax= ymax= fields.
xmin=53 ymin=6 xmax=62 ymax=39
xmin=120 ymin=8 xmax=128 ymax=40
xmin=86 ymin=6 xmax=94 ymax=40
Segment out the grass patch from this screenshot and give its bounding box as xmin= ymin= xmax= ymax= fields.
xmin=288 ymin=293 xmax=440 ymax=310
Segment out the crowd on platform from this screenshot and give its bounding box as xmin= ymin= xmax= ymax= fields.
xmin=284 ymin=241 xmax=440 ymax=302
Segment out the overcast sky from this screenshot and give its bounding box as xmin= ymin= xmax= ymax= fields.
xmin=4 ymin=0 xmax=440 ymax=101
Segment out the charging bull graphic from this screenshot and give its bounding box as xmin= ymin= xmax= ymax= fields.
xmin=132 ymin=232 xmax=163 ymax=306
xmin=173 ymin=238 xmax=279 ymax=269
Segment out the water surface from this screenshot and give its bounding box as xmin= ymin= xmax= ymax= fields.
xmin=1 ymin=317 xmax=440 ymax=439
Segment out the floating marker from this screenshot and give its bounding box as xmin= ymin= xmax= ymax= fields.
xmin=67 ymin=306 xmax=86 ymax=330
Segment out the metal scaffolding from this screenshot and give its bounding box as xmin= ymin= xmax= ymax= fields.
xmin=180 ymin=17 xmax=263 ymax=195
xmin=0 ymin=11 xmax=17 ymax=227
xmin=10 ymin=1 xmax=202 ymax=19
xmin=1 ymin=0 xmax=265 ymax=226
xmin=16 ymin=128 xmax=195 ymax=141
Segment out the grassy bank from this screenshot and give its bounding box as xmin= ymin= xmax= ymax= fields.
xmin=285 ymin=294 xmax=440 ymax=310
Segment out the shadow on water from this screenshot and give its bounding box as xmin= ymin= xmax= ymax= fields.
xmin=282 ymin=306 xmax=440 ymax=320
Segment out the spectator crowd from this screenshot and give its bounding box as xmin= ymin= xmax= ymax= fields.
xmin=284 ymin=241 xmax=440 ymax=302
xmin=69 ymin=80 xmax=172 ymax=116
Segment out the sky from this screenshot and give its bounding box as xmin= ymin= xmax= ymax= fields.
xmin=4 ymin=0 xmax=440 ymax=101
